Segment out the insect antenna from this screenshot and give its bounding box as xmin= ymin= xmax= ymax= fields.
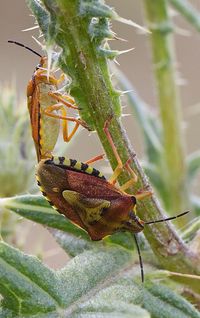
xmin=8 ymin=40 xmax=42 ymax=58
xmin=133 ymin=233 xmax=144 ymax=283
xmin=145 ymin=210 xmax=189 ymax=225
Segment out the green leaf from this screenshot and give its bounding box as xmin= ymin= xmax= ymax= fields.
xmin=1 ymin=241 xmax=199 ymax=318
xmin=0 ymin=241 xmax=63 ymax=316
xmin=49 ymin=228 xmax=94 ymax=257
xmin=143 ymin=282 xmax=200 ymax=318
xmin=0 ymin=307 xmax=14 ymax=318
xmin=0 ymin=241 xmax=136 ymax=317
xmin=71 ymin=283 xmax=149 ymax=318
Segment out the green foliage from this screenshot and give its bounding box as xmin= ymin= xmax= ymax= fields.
xmin=0 ymin=236 xmax=200 ymax=317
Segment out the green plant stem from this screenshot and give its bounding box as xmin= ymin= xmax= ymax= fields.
xmin=169 ymin=0 xmax=200 ymax=32
xmin=143 ymin=0 xmax=188 ymax=219
xmin=29 ymin=0 xmax=200 ymax=291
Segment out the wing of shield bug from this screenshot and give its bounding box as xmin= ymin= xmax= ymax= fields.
xmin=36 ymin=156 xmax=144 ymax=241
xmin=8 ymin=41 xmax=89 ymax=162
xmin=36 ymin=117 xmax=189 ymax=282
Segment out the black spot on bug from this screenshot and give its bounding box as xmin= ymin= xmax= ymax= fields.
xmin=59 ymin=156 xmax=65 ymax=165
xmin=70 ymin=159 xmax=77 ymax=167
xmin=45 ymin=158 xmax=54 ymax=165
xmin=42 ymin=191 xmax=47 ymax=197
xmin=37 ymin=180 xmax=41 ymax=186
xmin=91 ymin=168 xmax=100 ymax=177
xmin=81 ymin=163 xmax=89 ymax=172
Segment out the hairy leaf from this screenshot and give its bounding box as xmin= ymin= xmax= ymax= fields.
xmin=1 ymin=241 xmax=199 ymax=318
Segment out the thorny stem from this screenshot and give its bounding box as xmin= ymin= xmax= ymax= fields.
xmin=142 ymin=0 xmax=189 ymax=220
xmin=29 ymin=0 xmax=200 ymax=291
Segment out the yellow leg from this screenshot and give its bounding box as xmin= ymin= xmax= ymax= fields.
xmin=43 ymin=104 xmax=85 ymax=142
xmin=61 ymin=107 xmax=80 ymax=142
xmin=43 ymin=104 xmax=83 ymax=125
xmin=44 ymin=109 xmax=82 ymax=123
xmin=59 ymin=94 xmax=76 ymax=106
xmin=48 ymin=92 xmax=78 ymax=110
xmin=120 ymin=179 xmax=135 ymax=192
xmin=103 ymin=118 xmax=138 ymax=191
xmin=124 ymin=158 xmax=138 ymax=183
xmin=56 ymin=73 xmax=65 ymax=85
xmin=103 ymin=118 xmax=152 ymax=197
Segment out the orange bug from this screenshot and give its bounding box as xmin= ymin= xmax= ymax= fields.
xmin=8 ymin=40 xmax=89 ymax=161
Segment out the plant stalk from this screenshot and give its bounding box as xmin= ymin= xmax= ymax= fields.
xmin=169 ymin=0 xmax=200 ymax=32
xmin=29 ymin=0 xmax=200 ymax=291
xmin=143 ymin=0 xmax=188 ymax=219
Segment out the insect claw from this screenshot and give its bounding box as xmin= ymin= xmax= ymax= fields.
xmin=77 ymin=118 xmax=91 ymax=131
xmin=134 ymin=190 xmax=153 ymax=201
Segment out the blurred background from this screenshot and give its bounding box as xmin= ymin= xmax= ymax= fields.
xmin=0 ymin=0 xmax=200 ymax=268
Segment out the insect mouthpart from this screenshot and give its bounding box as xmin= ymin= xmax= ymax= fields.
xmin=129 ymin=211 xmax=144 ymax=230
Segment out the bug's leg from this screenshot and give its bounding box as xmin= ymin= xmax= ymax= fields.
xmin=43 ymin=104 xmax=83 ymax=125
xmin=85 ymin=154 xmax=105 ymax=165
xmin=104 ymin=119 xmax=150 ymax=194
xmin=48 ymin=92 xmax=78 ymax=110
xmin=103 ymin=118 xmax=123 ymax=184
xmin=104 ymin=119 xmax=138 ymax=187
xmin=60 ymin=107 xmax=80 ymax=142
xmin=56 ymin=73 xmax=65 ymax=85
xmin=43 ymin=104 xmax=85 ymax=142
xmin=120 ymin=158 xmax=138 ymax=191
xmin=122 ymin=161 xmax=152 ymax=197
xmin=43 ymin=105 xmax=84 ymax=124
xmin=134 ymin=190 xmax=153 ymax=201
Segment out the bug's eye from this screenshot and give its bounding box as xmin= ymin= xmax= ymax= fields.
xmin=35 ymin=63 xmax=42 ymax=70
xmin=131 ymin=196 xmax=137 ymax=205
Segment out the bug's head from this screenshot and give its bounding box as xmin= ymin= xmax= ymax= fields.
xmin=36 ymin=56 xmax=47 ymax=70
